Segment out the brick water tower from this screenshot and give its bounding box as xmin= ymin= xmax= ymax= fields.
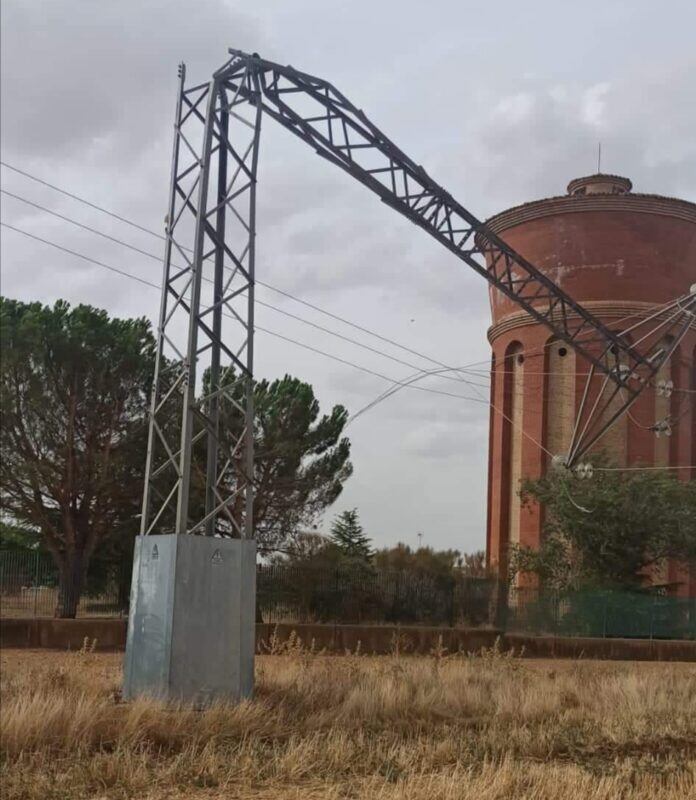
xmin=484 ymin=174 xmax=696 ymax=594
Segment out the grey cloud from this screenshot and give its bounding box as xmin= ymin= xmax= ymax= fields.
xmin=402 ymin=421 xmax=487 ymax=460
xmin=2 ymin=0 xmax=694 ymax=553
xmin=1 ymin=0 xmax=260 ymax=160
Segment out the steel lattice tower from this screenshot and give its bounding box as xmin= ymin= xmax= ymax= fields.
xmin=125 ymin=48 xmax=694 ymax=704
xmin=140 ymin=62 xmax=262 ymax=540
xmin=140 ymin=52 xmax=695 ymax=545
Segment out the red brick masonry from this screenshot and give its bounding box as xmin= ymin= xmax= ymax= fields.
xmin=482 ymin=179 xmax=696 ymax=591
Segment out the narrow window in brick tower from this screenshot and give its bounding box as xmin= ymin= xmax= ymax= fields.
xmin=505 ymin=342 xmax=525 ymax=554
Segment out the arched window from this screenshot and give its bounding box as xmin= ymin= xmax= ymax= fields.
xmin=503 ymin=342 xmax=524 ymax=554
xmin=544 ymin=336 xmax=576 ymax=461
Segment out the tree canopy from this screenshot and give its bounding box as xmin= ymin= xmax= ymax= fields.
xmin=329 ymin=508 xmax=372 ymax=561
xmin=513 ymin=463 xmax=696 ymax=591
xmin=0 ymin=297 xmax=154 ymax=615
xmin=374 ymin=543 xmax=460 ymax=578
xmin=207 ymin=371 xmax=353 ymax=552
xmin=0 ymin=297 xmax=354 ymax=614
xmin=0 ymin=521 xmax=42 ymax=552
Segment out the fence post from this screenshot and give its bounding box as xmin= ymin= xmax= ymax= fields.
xmin=649 ymin=596 xmax=655 ymax=641
xmin=493 ymin=579 xmax=508 ymax=630
xmin=32 ymin=549 xmax=40 ymax=617
xmin=448 ymin=577 xmax=456 ymax=628
xmin=602 ymin=594 xmax=607 ymax=638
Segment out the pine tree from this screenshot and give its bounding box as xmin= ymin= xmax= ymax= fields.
xmin=329 ymin=509 xmax=372 ymax=561
xmin=0 ymin=298 xmax=155 ymax=617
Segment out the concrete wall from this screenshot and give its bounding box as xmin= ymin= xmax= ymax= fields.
xmin=2 ymin=617 xmax=694 ymax=661
xmin=0 ymin=617 xmax=128 ymax=650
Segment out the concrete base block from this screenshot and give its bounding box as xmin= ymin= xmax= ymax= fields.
xmin=123 ymin=534 xmax=256 ymax=704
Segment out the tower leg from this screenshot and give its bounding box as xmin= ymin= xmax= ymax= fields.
xmin=125 ymin=60 xmax=261 ymax=703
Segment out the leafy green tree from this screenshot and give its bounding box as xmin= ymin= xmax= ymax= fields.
xmin=210 ymin=372 xmax=353 ymax=552
xmin=1 ymin=298 xmax=353 ymax=616
xmin=0 ymin=520 xmax=42 ymax=552
xmin=460 ymin=550 xmax=490 ymax=578
xmin=372 ymin=544 xmax=494 ymax=626
xmin=329 ymin=508 xmax=372 ymax=561
xmin=0 ymin=298 xmax=154 ymax=617
xmin=375 ymin=543 xmax=460 ymax=577
xmin=514 ymin=464 xmax=696 ymax=591
xmin=268 ymin=530 xmax=333 ymax=565
xmin=264 ymin=516 xmax=374 ymax=623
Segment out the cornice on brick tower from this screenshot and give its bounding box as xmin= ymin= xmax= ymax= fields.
xmin=483 ymin=174 xmax=696 ymax=596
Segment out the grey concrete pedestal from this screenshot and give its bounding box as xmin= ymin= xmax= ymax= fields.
xmin=123 ymin=534 xmax=256 ymax=704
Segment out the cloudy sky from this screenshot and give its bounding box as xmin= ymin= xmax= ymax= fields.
xmin=2 ymin=0 xmax=695 ymax=554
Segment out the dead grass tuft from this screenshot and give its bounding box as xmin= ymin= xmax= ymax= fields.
xmin=1 ymin=647 xmax=694 ymax=798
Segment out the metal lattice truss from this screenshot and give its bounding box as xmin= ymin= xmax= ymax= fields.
xmin=218 ymin=50 xmax=694 ymax=464
xmin=142 ymin=50 xmax=695 ymax=538
xmin=141 ymin=60 xmax=261 ymax=537
xmin=567 ymin=291 xmax=696 ymax=465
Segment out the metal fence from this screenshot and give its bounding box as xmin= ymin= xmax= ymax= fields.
xmin=0 ymin=550 xmax=127 ymax=618
xmin=2 ymin=550 xmax=694 ymax=638
xmin=508 ymin=588 xmax=696 ymax=640
xmin=0 ymin=550 xmax=498 ymax=625
xmin=256 ymin=564 xmax=498 ymax=626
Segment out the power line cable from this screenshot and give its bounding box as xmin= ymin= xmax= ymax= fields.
xmin=0 ymin=162 xmax=159 ymax=238
xmin=594 ymin=464 xmax=696 ymax=472
xmin=0 ymin=221 xmax=489 ymax=408
xmin=5 ymin=219 xmax=551 ymax=463
xmin=2 ymin=200 xmax=676 ymax=443
xmin=1 ymin=162 xmax=488 ymax=373
xmin=3 ymin=161 xmax=687 ymax=382
xmin=4 ymin=187 xmax=692 ymax=469
xmin=349 ymin=357 xmax=555 ymax=457
xmin=0 ymin=184 xmax=490 ymax=391
xmin=0 ymin=212 xmax=577 ymax=458
xmin=4 ymin=212 xmax=687 ymax=461
xmin=5 ymin=221 xmax=687 ymax=474
xmin=1 ymin=222 xmax=159 ymax=289
xmin=3 ymin=162 xmax=692 ymax=452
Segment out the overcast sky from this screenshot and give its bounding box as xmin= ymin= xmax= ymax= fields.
xmin=2 ymin=0 xmax=695 ymax=554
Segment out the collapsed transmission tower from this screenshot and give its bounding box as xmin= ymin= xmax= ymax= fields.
xmin=140 ymin=49 xmax=696 ymax=540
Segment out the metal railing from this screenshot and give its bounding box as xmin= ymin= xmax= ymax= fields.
xmin=507 ymin=587 xmax=696 ymax=640
xmin=257 ymin=563 xmax=498 ymax=626
xmin=0 ymin=550 xmax=498 ymax=625
xmin=0 ymin=550 xmax=127 ymax=618
xmin=2 ymin=550 xmax=693 ymax=638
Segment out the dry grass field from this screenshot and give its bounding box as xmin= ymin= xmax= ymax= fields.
xmin=1 ymin=642 xmax=695 ymax=799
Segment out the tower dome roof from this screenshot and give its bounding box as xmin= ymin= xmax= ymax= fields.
xmin=566 ymin=174 xmax=633 ymax=196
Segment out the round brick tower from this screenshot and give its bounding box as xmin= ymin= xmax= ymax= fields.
xmin=484 ymin=174 xmax=696 ymax=595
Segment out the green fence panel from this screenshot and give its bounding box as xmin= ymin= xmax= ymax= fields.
xmin=507 ymin=588 xmax=696 ymax=640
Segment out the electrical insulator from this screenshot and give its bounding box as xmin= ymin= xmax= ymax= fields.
xmin=653 ymin=419 xmax=672 ymax=438
xmin=551 ymin=454 xmax=568 ymax=471
xmin=657 ymin=379 xmax=674 ymax=397
xmin=575 ymin=462 xmax=594 ymax=479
